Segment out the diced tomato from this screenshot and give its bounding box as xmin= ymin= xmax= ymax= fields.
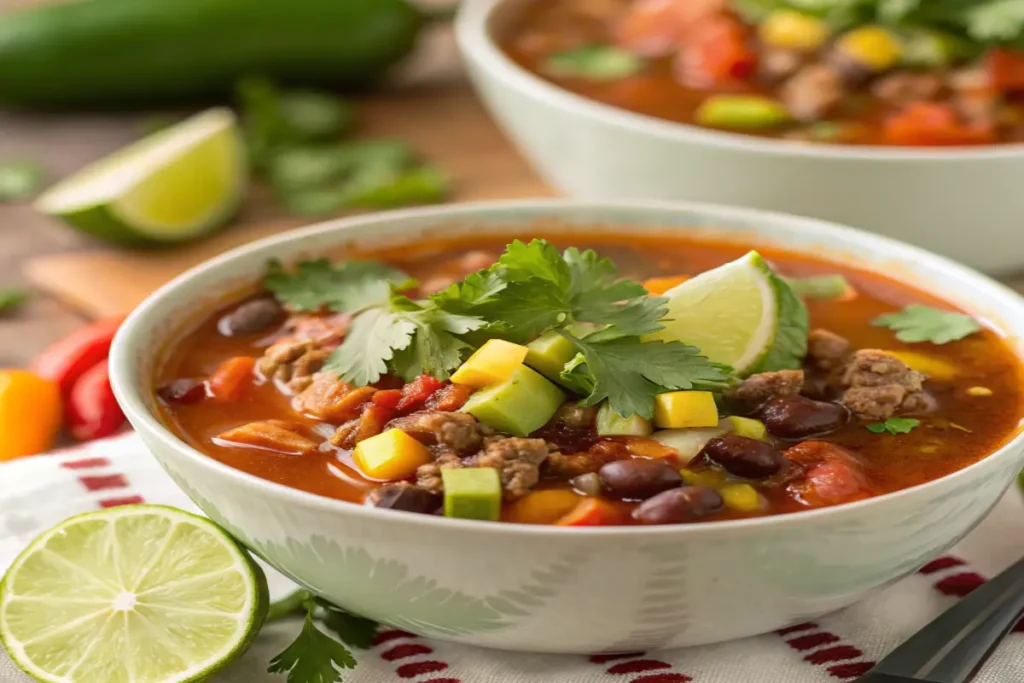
xmin=676 ymin=14 xmax=758 ymax=88
xmin=555 ymin=498 xmax=627 ymax=526
xmin=396 ymin=375 xmax=445 ymax=413
xmin=371 ymin=389 xmax=403 ymax=411
xmin=986 ymin=48 xmax=1024 ymax=92
xmin=615 ymin=0 xmax=727 ymax=57
xmin=883 ymin=103 xmax=996 ymax=147
xmin=428 ymin=383 xmax=475 ymax=412
xmin=784 ymin=441 xmax=870 ymax=508
xmin=207 ymin=356 xmax=256 ymax=401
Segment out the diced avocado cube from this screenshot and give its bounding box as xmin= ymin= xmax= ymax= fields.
xmin=727 ymin=416 xmax=769 ymax=442
xmin=526 ymin=331 xmax=577 ymax=382
xmin=353 ymin=429 xmax=432 ymax=481
xmin=461 ymin=365 xmax=565 ymax=436
xmin=900 ymin=29 xmax=972 ymax=68
xmin=695 ymin=95 xmax=791 ymax=130
xmin=451 ymin=339 xmax=529 ymax=388
xmin=442 ymin=467 xmax=502 ymax=521
xmin=654 ymin=391 xmax=719 ymax=429
xmin=596 ymin=402 xmax=653 ymax=436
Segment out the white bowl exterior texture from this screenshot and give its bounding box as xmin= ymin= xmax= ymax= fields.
xmin=457 ymin=0 xmax=1024 ymax=275
xmin=111 ymin=201 xmax=1024 ymax=654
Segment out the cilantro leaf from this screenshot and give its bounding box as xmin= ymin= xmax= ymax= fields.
xmin=323 ymin=307 xmax=415 ymax=386
xmin=268 ymin=604 xmax=356 ymax=683
xmin=751 ymin=272 xmax=809 ymax=372
xmin=865 ymin=417 xmax=920 ymax=434
xmin=319 ymin=603 xmax=378 ymax=650
xmin=965 ymin=0 xmax=1024 ymax=42
xmin=564 ymin=247 xmax=667 ymax=334
xmin=560 ymin=332 xmax=732 ymax=419
xmin=387 ymin=299 xmax=483 ymax=382
xmin=265 ymin=259 xmax=409 ymax=313
xmin=0 ymin=160 xmax=44 ymax=202
xmin=267 ymin=589 xmax=313 ymax=623
xmin=0 ymin=288 xmax=28 ymax=314
xmin=872 ymin=304 xmax=981 ymax=344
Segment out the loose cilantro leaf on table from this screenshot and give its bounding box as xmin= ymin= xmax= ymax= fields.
xmin=265 ymin=259 xmax=410 ymax=313
xmin=0 ymin=160 xmax=45 ymax=202
xmin=865 ymin=417 xmax=920 ymax=434
xmin=559 ymin=331 xmax=732 ymax=420
xmin=872 ymin=304 xmax=981 ymax=344
xmin=319 ymin=603 xmax=378 ymax=650
xmin=0 ymin=288 xmax=28 ymax=314
xmin=268 ymin=602 xmax=356 ymax=683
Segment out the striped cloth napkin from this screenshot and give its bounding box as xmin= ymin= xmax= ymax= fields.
xmin=2 ymin=433 xmax=1024 ymax=683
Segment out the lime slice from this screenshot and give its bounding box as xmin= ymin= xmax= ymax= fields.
xmin=0 ymin=505 xmax=268 ymax=683
xmin=645 ymin=251 xmax=807 ymax=376
xmin=35 ymin=108 xmax=246 ymax=246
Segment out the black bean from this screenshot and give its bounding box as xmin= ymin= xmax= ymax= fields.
xmin=759 ymin=395 xmax=848 ymax=439
xmin=217 ymin=297 xmax=285 ymax=337
xmin=599 ymin=459 xmax=682 ymax=501
xmin=701 ymin=435 xmax=783 ymax=479
xmin=632 ymin=486 xmax=724 ymax=525
xmin=156 ymin=379 xmax=206 ymax=405
xmin=369 ymin=484 xmax=439 ymax=515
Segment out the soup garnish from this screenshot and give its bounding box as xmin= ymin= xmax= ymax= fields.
xmin=155 ymin=232 xmax=1023 ymax=526
xmin=502 ymin=0 xmax=1024 ymax=146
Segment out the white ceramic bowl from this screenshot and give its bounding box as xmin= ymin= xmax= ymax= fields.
xmin=456 ymin=0 xmax=1024 ymax=274
xmin=110 ymin=200 xmax=1024 ymax=654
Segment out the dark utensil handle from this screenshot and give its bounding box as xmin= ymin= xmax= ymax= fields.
xmin=859 ymin=555 xmax=1024 ymax=683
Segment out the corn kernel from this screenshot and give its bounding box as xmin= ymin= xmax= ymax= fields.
xmin=727 ymin=416 xmax=769 ymax=442
xmin=836 ymin=26 xmax=903 ymax=71
xmin=654 ymin=391 xmax=718 ymax=429
xmin=680 ymin=469 xmax=725 ymax=488
xmin=888 ymin=350 xmax=957 ymax=381
xmin=759 ymin=9 xmax=829 ymax=52
xmin=353 ymin=428 xmax=432 ymax=481
xmin=720 ymin=483 xmax=762 ymax=513
xmin=451 ymin=339 xmax=529 ymax=388
xmin=967 ymin=386 xmax=993 ymax=397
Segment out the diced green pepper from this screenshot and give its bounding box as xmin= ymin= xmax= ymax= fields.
xmin=526 ymin=331 xmax=577 ymax=382
xmin=543 ymin=45 xmax=644 ymax=81
xmin=900 ymin=29 xmax=973 ymax=68
xmin=442 ymin=468 xmax=502 ymax=521
xmin=461 ymin=365 xmax=565 ymax=436
xmin=784 ymin=274 xmax=852 ymax=300
xmin=695 ymin=96 xmax=791 ymax=130
xmin=596 ymin=402 xmax=653 ymax=437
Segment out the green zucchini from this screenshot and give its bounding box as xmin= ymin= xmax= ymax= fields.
xmin=0 ymin=0 xmax=424 ymax=108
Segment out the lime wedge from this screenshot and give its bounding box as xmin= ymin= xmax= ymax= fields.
xmin=35 ymin=108 xmax=246 ymax=246
xmin=645 ymin=251 xmax=807 ymax=376
xmin=1 ymin=505 xmax=268 ymax=683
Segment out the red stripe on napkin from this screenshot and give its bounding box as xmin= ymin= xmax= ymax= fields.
xmin=779 ymin=623 xmax=876 ymax=680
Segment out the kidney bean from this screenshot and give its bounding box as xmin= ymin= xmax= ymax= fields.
xmin=217 ymin=297 xmax=285 ymax=337
xmin=570 ymin=472 xmax=603 ymax=497
xmin=599 ymin=459 xmax=682 ymax=501
xmin=632 ymin=486 xmax=724 ymax=525
xmin=759 ymin=395 xmax=848 ymax=439
xmin=701 ymin=435 xmax=783 ymax=479
xmin=156 ymin=378 xmax=206 ymax=405
xmin=369 ymin=484 xmax=439 ymax=515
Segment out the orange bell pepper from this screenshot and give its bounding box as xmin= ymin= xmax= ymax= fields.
xmin=0 ymin=369 xmax=62 ymax=461
xmin=643 ymin=275 xmax=690 ymax=295
xmin=207 ymin=356 xmax=256 ymax=401
xmin=506 ymin=490 xmax=583 ymax=525
xmin=883 ymin=103 xmax=996 ymax=147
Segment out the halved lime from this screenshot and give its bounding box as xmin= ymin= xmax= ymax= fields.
xmin=0 ymin=505 xmax=268 ymax=683
xmin=35 ymin=108 xmax=246 ymax=247
xmin=645 ymin=251 xmax=807 ymax=376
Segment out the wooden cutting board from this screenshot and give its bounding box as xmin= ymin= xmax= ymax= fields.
xmin=23 ymin=28 xmax=554 ymax=318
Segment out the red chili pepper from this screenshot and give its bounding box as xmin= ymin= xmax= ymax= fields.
xmin=30 ymin=317 xmax=125 ymax=397
xmin=395 ymin=374 xmax=445 ymax=413
xmin=66 ymin=360 xmax=125 ymax=442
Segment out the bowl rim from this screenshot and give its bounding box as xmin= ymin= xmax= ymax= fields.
xmin=455 ymin=0 xmax=1024 ymax=162
xmin=110 ymin=198 xmax=1024 ymax=539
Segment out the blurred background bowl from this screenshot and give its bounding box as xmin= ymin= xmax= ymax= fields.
xmin=456 ymin=0 xmax=1024 ymax=274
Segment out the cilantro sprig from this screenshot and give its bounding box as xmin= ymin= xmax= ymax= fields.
xmin=865 ymin=417 xmax=920 ymax=434
xmin=872 ymin=305 xmax=981 ymax=344
xmin=265 ymin=239 xmax=732 ymax=417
